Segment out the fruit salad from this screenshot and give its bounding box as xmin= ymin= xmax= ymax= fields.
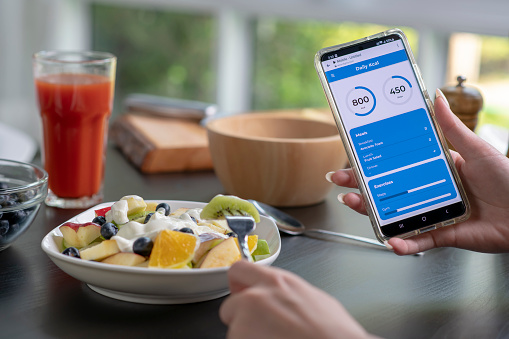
xmin=57 ymin=195 xmax=271 ymax=269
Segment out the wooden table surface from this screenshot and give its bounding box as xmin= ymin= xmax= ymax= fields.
xmin=1 ymin=145 xmax=509 ymax=339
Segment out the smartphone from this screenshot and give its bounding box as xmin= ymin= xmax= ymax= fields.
xmin=314 ymin=28 xmax=470 ymax=241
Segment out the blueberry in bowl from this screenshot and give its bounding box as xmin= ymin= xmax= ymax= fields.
xmin=0 ymin=159 xmax=48 ymax=251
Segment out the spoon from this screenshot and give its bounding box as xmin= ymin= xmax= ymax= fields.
xmin=248 ymin=200 xmax=385 ymax=248
xmin=225 ymin=216 xmax=256 ymax=261
xmin=249 ymin=200 xmax=425 ymax=256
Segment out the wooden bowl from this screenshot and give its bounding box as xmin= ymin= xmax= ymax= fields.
xmin=206 ymin=112 xmax=348 ymax=207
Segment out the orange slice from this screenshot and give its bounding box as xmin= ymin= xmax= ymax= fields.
xmin=148 ymin=230 xmax=198 ymax=269
xmin=234 ymin=234 xmax=258 ymax=254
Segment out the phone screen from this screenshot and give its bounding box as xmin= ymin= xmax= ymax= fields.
xmin=319 ymin=34 xmax=467 ymax=237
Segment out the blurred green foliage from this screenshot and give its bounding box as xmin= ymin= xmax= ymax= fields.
xmin=92 ymin=4 xmax=419 ymax=113
xmin=477 ymin=35 xmax=509 ymax=127
xmin=480 ymin=35 xmax=509 ymax=78
xmin=92 ymin=4 xmax=216 ymax=117
xmin=252 ymin=19 xmax=418 ymax=110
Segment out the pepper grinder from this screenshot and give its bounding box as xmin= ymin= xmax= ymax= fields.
xmin=439 ymin=76 xmax=483 ymax=150
xmin=439 ymin=75 xmax=483 ymax=131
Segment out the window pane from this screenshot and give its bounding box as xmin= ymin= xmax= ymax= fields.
xmin=92 ymin=4 xmax=216 ymax=118
xmin=252 ymin=20 xmax=418 ymax=110
xmin=478 ymin=34 xmax=509 ymax=128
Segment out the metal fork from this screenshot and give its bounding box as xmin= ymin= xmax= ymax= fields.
xmin=225 ymin=216 xmax=256 ymax=262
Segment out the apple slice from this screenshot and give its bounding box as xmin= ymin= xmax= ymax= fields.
xmin=59 ymin=222 xmax=102 ymax=249
xmin=136 ymin=261 xmax=150 ymax=268
xmin=101 ymin=252 xmax=147 ymax=266
xmin=252 ymin=238 xmax=271 ymax=262
xmin=80 ymin=239 xmax=120 ymax=261
xmin=94 ymin=206 xmax=111 ymax=217
xmin=54 ymin=236 xmax=65 ymax=252
xmin=252 ymin=239 xmax=270 ymax=257
xmin=199 ymin=237 xmax=241 ymax=268
xmin=253 ymin=254 xmax=271 ymax=261
xmin=121 ymin=195 xmax=148 ymax=218
xmin=170 ymin=208 xmax=189 ymax=217
xmin=192 ymin=233 xmax=225 ymax=265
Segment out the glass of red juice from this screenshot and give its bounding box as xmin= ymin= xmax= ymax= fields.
xmin=33 ymin=51 xmax=116 ymax=208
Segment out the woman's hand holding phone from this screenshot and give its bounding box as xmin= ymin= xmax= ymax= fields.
xmin=329 ymin=91 xmax=509 ymax=255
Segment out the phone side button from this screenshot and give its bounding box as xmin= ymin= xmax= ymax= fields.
xmin=426 ymin=98 xmax=434 ymax=114
xmin=418 ymin=225 xmax=436 ymax=234
xmin=442 ymin=220 xmax=455 ymax=226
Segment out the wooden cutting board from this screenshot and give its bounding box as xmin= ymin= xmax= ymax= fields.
xmin=110 ymin=114 xmax=213 ymax=173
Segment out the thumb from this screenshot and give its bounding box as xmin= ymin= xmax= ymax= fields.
xmin=434 ymin=88 xmax=499 ymax=160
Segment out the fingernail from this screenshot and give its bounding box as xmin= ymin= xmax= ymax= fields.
xmin=383 ymin=240 xmax=393 ymax=251
xmin=337 ymin=193 xmax=345 ymax=204
xmin=325 ymin=171 xmax=335 ymax=183
xmin=435 ymin=88 xmax=450 ymax=108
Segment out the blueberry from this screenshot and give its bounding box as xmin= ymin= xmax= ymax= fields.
xmin=19 ymin=190 xmax=35 ymax=202
xmin=0 ymin=195 xmax=5 ymax=206
xmin=179 ymin=227 xmax=194 ymax=234
xmin=92 ymin=215 xmax=106 ymax=226
xmin=133 ymin=237 xmax=153 ymax=257
xmin=144 ymin=212 xmax=154 ymax=224
xmin=62 ymin=247 xmax=80 ymax=258
xmin=101 ymin=222 xmax=118 ymax=240
xmin=2 ymin=200 xmax=16 ymax=208
xmin=0 ymin=211 xmax=3 ymax=219
xmin=0 ymin=220 xmax=9 ymax=236
xmin=7 ymin=210 xmax=26 ymax=224
xmin=10 ymin=223 xmax=20 ymax=234
xmin=190 ymin=216 xmax=198 ymax=224
xmin=0 ymin=182 xmax=8 ymax=190
xmin=9 ymin=193 xmax=20 ymax=203
xmin=156 ymin=203 xmax=170 ymax=216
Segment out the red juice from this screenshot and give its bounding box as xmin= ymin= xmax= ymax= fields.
xmin=35 ymin=73 xmax=114 ymax=198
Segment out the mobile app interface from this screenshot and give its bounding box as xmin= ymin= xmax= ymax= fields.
xmin=322 ymin=37 xmax=462 ymax=226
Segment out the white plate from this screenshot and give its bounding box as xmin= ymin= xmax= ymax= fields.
xmin=41 ymin=200 xmax=281 ymax=304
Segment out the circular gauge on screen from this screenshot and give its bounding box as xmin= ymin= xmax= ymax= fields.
xmin=346 ymin=86 xmax=376 ymax=116
xmin=383 ymin=75 xmax=413 ymax=105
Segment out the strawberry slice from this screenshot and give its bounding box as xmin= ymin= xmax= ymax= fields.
xmin=95 ymin=206 xmax=111 ymax=217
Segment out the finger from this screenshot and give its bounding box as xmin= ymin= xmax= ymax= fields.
xmin=219 ymin=292 xmax=239 ymax=325
xmin=340 ymin=192 xmax=368 ymax=215
xmin=330 ymin=168 xmax=358 ymax=189
xmin=434 ymin=90 xmax=499 ymax=160
xmin=227 ymin=261 xmax=284 ymax=293
xmin=388 ymin=228 xmax=449 ymax=255
xmin=449 ymin=149 xmax=463 ymax=164
xmin=387 ymin=237 xmax=431 ymax=255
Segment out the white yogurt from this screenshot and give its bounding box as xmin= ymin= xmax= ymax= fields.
xmin=105 ymin=199 xmax=129 ymax=225
xmin=111 ymin=208 xmax=227 ymax=253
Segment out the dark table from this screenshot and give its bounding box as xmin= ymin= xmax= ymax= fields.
xmin=2 ymin=145 xmax=509 ymax=339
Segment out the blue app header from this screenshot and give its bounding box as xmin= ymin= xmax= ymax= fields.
xmin=325 ymin=49 xmax=408 ymax=83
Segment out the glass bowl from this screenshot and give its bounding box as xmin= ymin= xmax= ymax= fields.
xmin=0 ymin=159 xmax=48 ymax=251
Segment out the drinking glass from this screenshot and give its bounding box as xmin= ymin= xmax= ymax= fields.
xmin=33 ymin=51 xmax=116 ymax=208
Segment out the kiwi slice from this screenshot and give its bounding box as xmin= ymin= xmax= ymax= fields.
xmin=200 ymin=195 xmax=260 ymax=223
xmin=129 ymin=210 xmax=149 ymax=222
xmin=130 ymin=211 xmax=153 ymax=224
